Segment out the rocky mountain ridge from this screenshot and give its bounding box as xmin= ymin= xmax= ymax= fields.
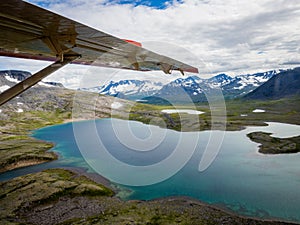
xmin=0 ymin=70 xmax=64 ymax=89
xmin=244 ymin=67 xmax=300 ymax=100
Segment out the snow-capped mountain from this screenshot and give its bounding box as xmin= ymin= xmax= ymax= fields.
xmin=81 ymin=69 xmax=284 ymax=103
xmin=81 ymin=79 xmax=163 ymax=100
xmin=152 ymin=70 xmax=280 ymax=102
xmin=0 ymin=70 xmax=64 ymax=91
xmin=153 ymin=76 xmax=210 ymax=102
xmin=244 ymin=68 xmax=300 ymax=100
xmin=221 ymin=70 xmax=281 ymax=98
xmin=159 ymin=76 xmax=204 ymax=96
xmin=0 ymin=70 xmax=31 ymax=82
xmin=207 ymin=73 xmax=233 ymax=88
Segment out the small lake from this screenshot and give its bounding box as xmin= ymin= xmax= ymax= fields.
xmin=161 ymin=109 xmax=205 ymax=115
xmin=1 ymin=118 xmax=300 ymax=222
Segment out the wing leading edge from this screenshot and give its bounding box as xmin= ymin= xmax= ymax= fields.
xmin=0 ymin=0 xmax=198 ymax=74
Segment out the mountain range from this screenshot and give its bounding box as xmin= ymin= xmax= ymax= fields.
xmin=82 ymin=69 xmax=288 ymax=103
xmin=2 ymin=68 xmax=299 ymax=105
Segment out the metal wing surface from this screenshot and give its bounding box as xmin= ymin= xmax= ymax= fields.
xmin=0 ymin=0 xmax=198 ymax=74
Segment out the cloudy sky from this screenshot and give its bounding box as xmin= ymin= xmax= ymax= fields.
xmin=1 ymin=0 xmax=300 ymax=88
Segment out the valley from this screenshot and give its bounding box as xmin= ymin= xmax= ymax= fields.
xmin=1 ymin=68 xmax=300 ymax=172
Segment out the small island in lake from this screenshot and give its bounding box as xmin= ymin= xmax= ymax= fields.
xmin=247 ymin=132 xmax=300 ymax=154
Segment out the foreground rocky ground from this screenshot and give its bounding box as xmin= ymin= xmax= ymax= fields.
xmin=0 ymin=168 xmax=295 ymax=225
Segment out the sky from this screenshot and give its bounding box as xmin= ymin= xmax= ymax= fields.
xmin=1 ymin=0 xmax=300 ymax=88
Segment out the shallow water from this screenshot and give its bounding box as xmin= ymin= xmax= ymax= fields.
xmin=1 ymin=119 xmax=300 ymax=222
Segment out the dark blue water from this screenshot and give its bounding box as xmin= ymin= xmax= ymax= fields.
xmin=1 ymin=118 xmax=300 ymax=222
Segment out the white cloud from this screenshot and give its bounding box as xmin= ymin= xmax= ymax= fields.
xmin=0 ymin=57 xmax=51 ymax=73
xmin=2 ymin=0 xmax=300 ymax=88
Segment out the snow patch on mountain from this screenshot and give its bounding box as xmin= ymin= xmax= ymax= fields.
xmin=82 ymin=79 xmax=163 ymax=99
xmin=161 ymin=109 xmax=205 ymax=115
xmin=0 ymin=70 xmax=64 ymax=88
xmin=16 ymin=108 xmax=24 ymax=113
xmin=232 ymin=70 xmax=278 ymax=90
xmin=111 ymin=102 xmax=123 ymax=109
xmin=253 ymin=109 xmax=265 ymax=113
xmin=5 ymin=75 xmax=20 ymax=83
xmin=207 ymin=73 xmax=233 ymax=88
xmin=0 ymin=85 xmax=10 ymax=92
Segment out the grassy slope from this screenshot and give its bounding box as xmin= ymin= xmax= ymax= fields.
xmin=0 ymin=111 xmax=70 ymax=172
xmin=224 ymin=97 xmax=300 ymax=130
xmin=124 ymin=96 xmax=300 ymax=132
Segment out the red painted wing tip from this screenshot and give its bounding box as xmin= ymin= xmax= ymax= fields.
xmin=123 ymin=39 xmax=142 ymax=47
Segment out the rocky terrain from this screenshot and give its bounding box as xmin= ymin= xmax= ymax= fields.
xmin=0 ymin=168 xmax=295 ymax=225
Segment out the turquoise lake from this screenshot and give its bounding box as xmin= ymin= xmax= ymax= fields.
xmin=1 ymin=118 xmax=300 ymax=222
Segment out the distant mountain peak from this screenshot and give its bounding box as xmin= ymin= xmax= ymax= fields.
xmin=244 ymin=67 xmax=300 ymax=100
xmin=187 ymin=75 xmax=201 ymax=80
xmin=80 ymin=79 xmax=163 ymax=100
xmin=0 ymin=70 xmax=31 ymax=82
xmin=208 ymin=73 xmax=233 ymax=88
xmin=212 ymin=73 xmax=232 ymax=79
xmin=0 ymin=70 xmax=64 ymax=88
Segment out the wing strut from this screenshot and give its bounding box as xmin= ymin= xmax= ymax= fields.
xmin=0 ymin=56 xmax=78 ymax=106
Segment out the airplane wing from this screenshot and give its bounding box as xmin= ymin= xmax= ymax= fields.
xmin=0 ymin=0 xmax=198 ymax=105
xmin=0 ymin=0 xmax=198 ymax=74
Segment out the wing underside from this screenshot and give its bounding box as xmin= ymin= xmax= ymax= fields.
xmin=0 ymin=0 xmax=198 ymax=74
xmin=0 ymin=0 xmax=198 ymax=106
